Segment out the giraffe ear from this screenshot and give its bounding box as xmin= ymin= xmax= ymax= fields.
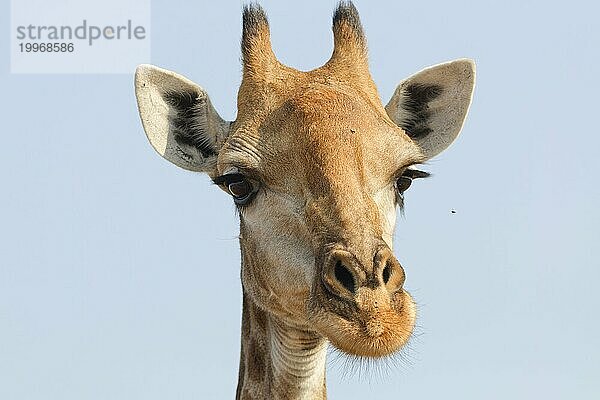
xmin=385 ymin=59 xmax=475 ymax=159
xmin=134 ymin=64 xmax=230 ymax=175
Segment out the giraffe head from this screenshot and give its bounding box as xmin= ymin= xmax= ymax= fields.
xmin=135 ymin=3 xmax=475 ymax=358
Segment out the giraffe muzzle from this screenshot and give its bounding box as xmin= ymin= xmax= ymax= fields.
xmin=321 ymin=246 xmax=405 ymax=301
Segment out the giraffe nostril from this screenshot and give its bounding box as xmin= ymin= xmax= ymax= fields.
xmin=334 ymin=260 xmax=356 ymax=293
xmin=382 ymin=263 xmax=391 ymax=284
xmin=374 ymin=247 xmax=406 ymax=294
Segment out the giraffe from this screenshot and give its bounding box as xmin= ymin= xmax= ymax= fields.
xmin=134 ymin=2 xmax=475 ymax=399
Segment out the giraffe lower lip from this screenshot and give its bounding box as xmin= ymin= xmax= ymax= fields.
xmin=309 ymin=290 xmax=416 ymax=357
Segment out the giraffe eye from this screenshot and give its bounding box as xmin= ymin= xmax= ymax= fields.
xmin=213 ymin=173 xmax=257 ymax=205
xmin=395 ymin=176 xmax=413 ymax=195
xmin=394 ymin=168 xmax=430 ymax=202
xmin=228 ymin=179 xmax=253 ymax=201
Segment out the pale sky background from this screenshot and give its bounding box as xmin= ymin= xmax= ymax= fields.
xmin=1 ymin=0 xmax=599 ymax=399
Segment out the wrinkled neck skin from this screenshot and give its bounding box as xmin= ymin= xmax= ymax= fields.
xmin=236 ymin=295 xmax=328 ymax=400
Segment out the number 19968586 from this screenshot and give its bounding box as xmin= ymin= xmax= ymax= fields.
xmin=19 ymin=43 xmax=74 ymax=52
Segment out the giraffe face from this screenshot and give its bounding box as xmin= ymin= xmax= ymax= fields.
xmin=134 ymin=4 xmax=474 ymax=359
xmin=217 ymin=83 xmax=423 ymax=357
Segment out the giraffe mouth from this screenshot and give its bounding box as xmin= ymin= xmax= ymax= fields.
xmin=308 ymin=288 xmax=416 ymax=358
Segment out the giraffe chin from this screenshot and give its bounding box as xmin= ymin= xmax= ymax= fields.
xmin=311 ymin=290 xmax=416 ymax=358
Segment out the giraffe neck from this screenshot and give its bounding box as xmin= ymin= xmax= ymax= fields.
xmin=236 ymin=293 xmax=328 ymax=400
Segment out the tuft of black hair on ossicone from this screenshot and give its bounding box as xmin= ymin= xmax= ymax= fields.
xmin=241 ymin=3 xmax=270 ymax=62
xmin=332 ymin=1 xmax=365 ymax=40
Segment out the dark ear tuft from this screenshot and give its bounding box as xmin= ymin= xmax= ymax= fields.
xmin=135 ymin=64 xmax=229 ymax=173
xmin=163 ymin=90 xmax=218 ymax=158
xmin=385 ymin=59 xmax=476 ymax=159
xmin=333 ymin=1 xmax=364 ymax=39
xmin=398 ymin=83 xmax=444 ymax=139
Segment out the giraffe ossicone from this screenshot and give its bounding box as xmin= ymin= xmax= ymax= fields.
xmin=135 ymin=2 xmax=475 ymax=399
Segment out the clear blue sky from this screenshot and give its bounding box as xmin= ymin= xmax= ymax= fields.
xmin=1 ymin=0 xmax=598 ymax=398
